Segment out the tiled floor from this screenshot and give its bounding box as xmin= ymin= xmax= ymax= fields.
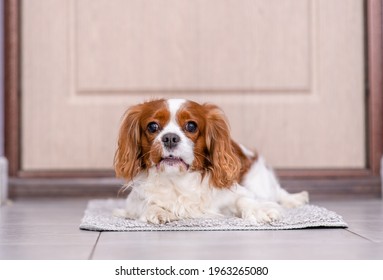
xmin=0 ymin=197 xmax=382 ymax=259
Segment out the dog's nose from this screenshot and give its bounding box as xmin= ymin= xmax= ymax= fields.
xmin=162 ymin=133 xmax=180 ymax=150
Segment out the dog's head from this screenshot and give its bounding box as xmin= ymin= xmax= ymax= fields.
xmin=114 ymin=99 xmax=241 ymax=188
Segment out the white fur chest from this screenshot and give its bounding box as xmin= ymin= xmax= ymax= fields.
xmin=123 ymin=169 xmax=215 ymax=222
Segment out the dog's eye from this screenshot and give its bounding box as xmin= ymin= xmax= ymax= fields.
xmin=185 ymin=121 xmax=197 ymax=133
xmin=147 ymin=122 xmax=160 ymax=133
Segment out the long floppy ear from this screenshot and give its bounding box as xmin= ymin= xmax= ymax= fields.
xmin=204 ymin=104 xmax=241 ymax=188
xmin=114 ymin=105 xmax=143 ymax=181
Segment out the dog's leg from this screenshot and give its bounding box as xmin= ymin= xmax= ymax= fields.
xmin=113 ymin=188 xmax=148 ymax=220
xmin=242 ymin=157 xmax=309 ymax=208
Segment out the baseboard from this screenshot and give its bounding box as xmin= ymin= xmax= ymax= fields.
xmin=0 ymin=157 xmax=9 ymax=205
xmin=8 ymin=176 xmax=382 ymax=199
xmin=281 ymin=177 xmax=381 ymax=199
xmin=9 ymin=177 xmax=124 ymax=198
xmin=381 ymin=156 xmax=383 ymax=194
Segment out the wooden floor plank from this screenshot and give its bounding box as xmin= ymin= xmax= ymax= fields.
xmin=0 ymin=244 xmax=96 ymax=260
xmin=0 ymin=198 xmax=98 ymax=260
xmin=92 ymin=242 xmax=383 ymax=260
xmin=315 ymin=199 xmax=383 ymax=242
xmin=92 ymin=229 xmax=377 ymax=260
xmin=345 ymin=222 xmax=383 ymax=242
xmin=0 ymin=197 xmax=382 ymax=259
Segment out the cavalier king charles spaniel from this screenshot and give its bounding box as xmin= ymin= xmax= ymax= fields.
xmin=114 ymin=99 xmax=308 ymax=224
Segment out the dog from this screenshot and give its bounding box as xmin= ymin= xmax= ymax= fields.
xmin=114 ymin=99 xmax=308 ymax=224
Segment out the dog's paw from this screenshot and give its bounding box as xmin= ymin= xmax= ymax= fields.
xmin=240 ymin=200 xmax=283 ymax=223
xmin=259 ymin=206 xmax=282 ymax=222
xmin=142 ymin=206 xmax=177 ymax=224
xmin=279 ymin=191 xmax=309 ymax=208
xmin=113 ymin=208 xmax=129 ymax=218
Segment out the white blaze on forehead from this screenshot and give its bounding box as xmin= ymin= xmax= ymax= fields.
xmin=167 ymin=99 xmax=186 ymax=121
xmin=163 ymin=98 xmax=186 ymax=134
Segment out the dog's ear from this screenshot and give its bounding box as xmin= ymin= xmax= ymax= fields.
xmin=114 ymin=104 xmax=143 ymax=181
xmin=204 ymin=104 xmax=241 ymax=188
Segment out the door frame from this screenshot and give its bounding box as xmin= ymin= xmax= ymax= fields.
xmin=4 ymin=0 xmax=383 ymax=197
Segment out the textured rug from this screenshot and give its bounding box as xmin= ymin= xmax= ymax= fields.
xmin=79 ymin=199 xmax=348 ymax=231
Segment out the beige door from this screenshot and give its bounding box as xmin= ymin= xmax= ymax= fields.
xmin=22 ymin=0 xmax=365 ymax=171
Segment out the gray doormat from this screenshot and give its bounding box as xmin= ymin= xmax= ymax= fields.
xmin=79 ymin=199 xmax=348 ymax=231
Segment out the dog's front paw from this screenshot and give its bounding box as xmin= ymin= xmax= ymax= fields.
xmin=239 ymin=199 xmax=282 ymax=223
xmin=113 ymin=208 xmax=129 ymax=218
xmin=279 ymin=191 xmax=309 ymax=208
xmin=142 ymin=206 xmax=177 ymax=224
xmin=252 ymin=205 xmax=282 ymax=223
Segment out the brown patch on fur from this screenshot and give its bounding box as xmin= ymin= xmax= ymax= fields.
xmin=114 ymin=99 xmax=170 ymax=180
xmin=231 ymin=141 xmax=258 ymax=183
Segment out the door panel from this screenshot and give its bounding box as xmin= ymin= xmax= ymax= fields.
xmin=77 ymin=0 xmax=309 ymax=91
xmin=22 ymin=0 xmax=366 ymax=170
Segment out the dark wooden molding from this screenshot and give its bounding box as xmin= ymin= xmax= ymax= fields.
xmin=8 ymin=177 xmax=381 ymax=199
xmin=8 ymin=177 xmax=124 ymax=198
xmin=277 ymin=168 xmax=372 ymax=179
xmin=281 ymin=177 xmax=381 ymax=199
xmin=4 ymin=0 xmax=20 ymax=176
xmin=3 ymin=0 xmax=383 ymax=197
xmin=17 ymin=170 xmax=115 ymax=178
xmin=366 ymin=0 xmax=383 ymax=175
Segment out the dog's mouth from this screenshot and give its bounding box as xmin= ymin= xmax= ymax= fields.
xmin=157 ymin=156 xmax=190 ymax=171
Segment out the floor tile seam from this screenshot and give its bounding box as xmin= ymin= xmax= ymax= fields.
xmin=345 ymin=228 xmax=379 ymax=243
xmin=88 ymin=231 xmax=101 ymax=260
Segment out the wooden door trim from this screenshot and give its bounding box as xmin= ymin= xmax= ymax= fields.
xmin=4 ymin=0 xmax=383 ymax=195
xmin=4 ymin=0 xmax=20 ymax=177
xmin=366 ymin=0 xmax=383 ymax=175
